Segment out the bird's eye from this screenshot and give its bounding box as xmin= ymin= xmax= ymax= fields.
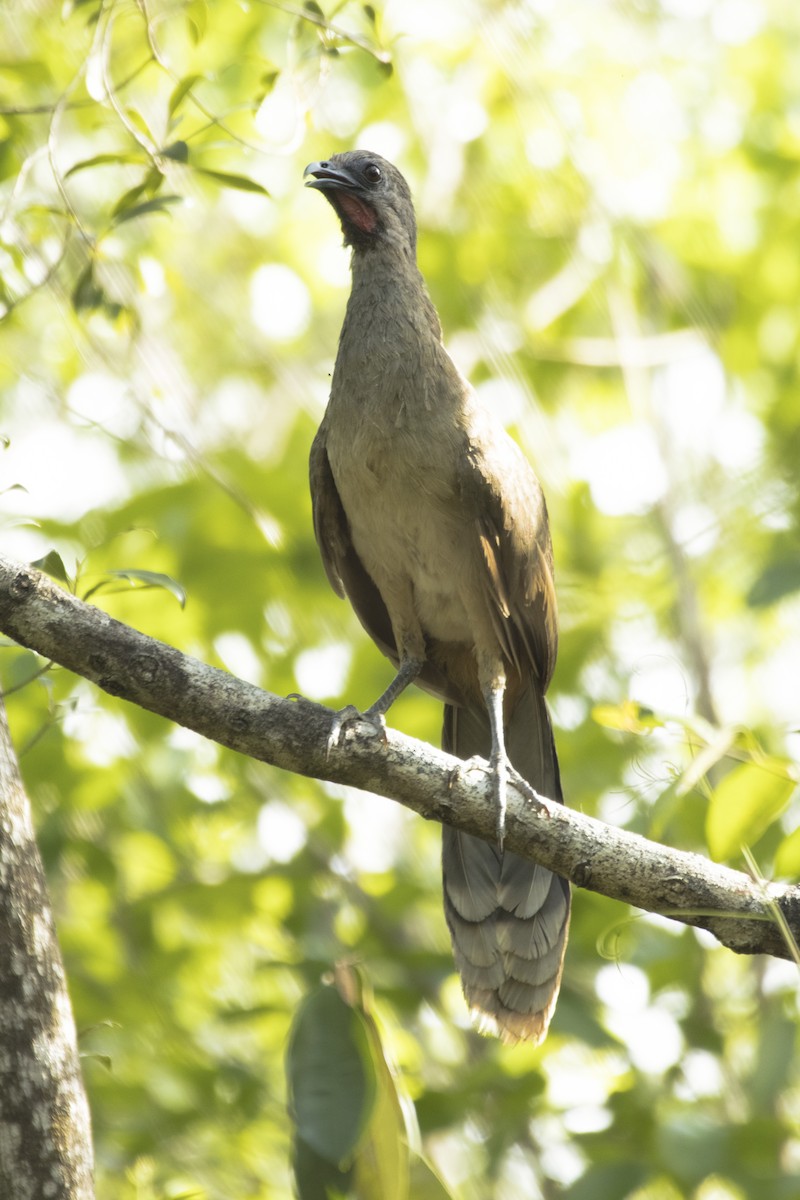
xmin=363 ymin=162 xmax=382 ymax=184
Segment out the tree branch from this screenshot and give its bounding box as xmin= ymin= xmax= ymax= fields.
xmin=0 ymin=551 xmax=797 ymax=961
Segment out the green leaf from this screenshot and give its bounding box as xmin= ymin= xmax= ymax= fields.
xmin=185 ymin=0 xmax=208 ymax=43
xmin=775 ymin=825 xmax=800 ymax=878
xmin=83 ymin=569 xmax=187 ymax=607
xmin=65 ymin=152 xmax=146 ymax=178
xmin=592 ymin=700 xmax=663 ymax=735
xmin=168 ymin=74 xmax=202 ymax=117
xmin=161 ymin=139 xmax=189 ymax=163
xmin=31 ymin=549 xmax=70 ymax=584
xmin=354 ymin=998 xmax=408 ymax=1200
xmin=125 ymin=107 xmax=154 ymax=142
xmin=193 ymin=167 xmax=269 ymax=195
xmin=706 ymin=760 xmax=796 ymax=861
xmin=109 ymin=167 xmax=165 ymax=220
xmin=293 ymin=1134 xmax=353 ymax=1200
xmin=286 ymin=983 xmax=377 ymax=1167
xmin=110 ymin=195 xmax=182 ymax=226
xmin=408 ymin=1154 xmax=459 ymax=1200
xmin=71 ymin=263 xmax=104 ymax=312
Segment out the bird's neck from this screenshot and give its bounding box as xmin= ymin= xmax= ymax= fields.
xmin=344 ymin=243 xmax=442 ymax=347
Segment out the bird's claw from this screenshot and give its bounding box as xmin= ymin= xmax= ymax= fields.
xmin=491 ymin=758 xmax=551 ymax=851
xmin=506 ymin=765 xmax=550 ymax=816
xmin=327 ymin=705 xmax=388 ymax=758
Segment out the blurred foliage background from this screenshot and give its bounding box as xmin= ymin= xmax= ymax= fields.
xmin=2 ymin=0 xmax=800 ymax=1196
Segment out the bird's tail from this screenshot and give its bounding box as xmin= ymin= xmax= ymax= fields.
xmin=441 ymin=682 xmax=570 ymax=1044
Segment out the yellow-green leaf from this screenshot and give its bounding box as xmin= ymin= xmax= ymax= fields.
xmin=354 ymin=1003 xmax=409 ymax=1200
xmin=706 ymin=760 xmax=796 ymax=861
xmin=592 ymin=700 xmax=663 ymax=735
xmin=775 ymin=825 xmax=800 ymax=878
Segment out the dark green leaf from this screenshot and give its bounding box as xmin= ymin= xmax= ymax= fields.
xmin=193 ymin=167 xmax=269 ymax=195
xmin=287 ymin=983 xmax=377 ymax=1166
xmin=111 ymin=195 xmax=182 ymax=226
xmin=31 ymin=549 xmax=70 ymax=584
xmin=748 ymin=559 xmax=800 ymax=607
xmin=110 ymin=168 xmax=164 ymax=218
xmin=293 ymin=1134 xmax=353 ymax=1200
xmin=161 ymin=140 xmax=189 ymax=163
xmin=65 ymin=152 xmax=146 ymax=178
xmin=71 ymin=264 xmax=104 ymax=312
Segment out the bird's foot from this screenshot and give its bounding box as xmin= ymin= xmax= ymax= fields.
xmin=505 ymin=764 xmax=551 ymax=815
xmin=446 ymin=755 xmax=488 ymax=790
xmin=489 ymin=758 xmax=552 ymax=851
xmin=327 ymin=705 xmax=388 ymax=757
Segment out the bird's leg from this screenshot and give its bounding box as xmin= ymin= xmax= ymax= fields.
xmin=327 ymin=655 xmax=424 ymax=754
xmin=481 ymin=675 xmax=550 ymax=848
xmin=482 ymin=679 xmax=509 ymax=850
xmin=365 ymin=655 xmax=424 ymax=719
xmin=328 ymin=588 xmax=425 ymax=754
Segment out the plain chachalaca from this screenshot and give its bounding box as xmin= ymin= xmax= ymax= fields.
xmin=304 ymin=150 xmax=570 ymax=1043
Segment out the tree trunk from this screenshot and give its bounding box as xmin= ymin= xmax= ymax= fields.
xmin=0 ymin=694 xmax=94 ymax=1199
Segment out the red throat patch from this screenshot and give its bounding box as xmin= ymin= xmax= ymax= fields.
xmin=336 ymin=191 xmax=378 ymax=234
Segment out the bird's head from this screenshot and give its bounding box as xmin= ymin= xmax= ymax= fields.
xmin=304 ymin=150 xmax=417 ymax=256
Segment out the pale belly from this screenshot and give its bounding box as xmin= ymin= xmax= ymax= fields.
xmin=331 ymin=441 xmax=477 ymax=645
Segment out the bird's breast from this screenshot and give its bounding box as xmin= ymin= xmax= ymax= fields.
xmin=326 ymin=418 xmax=477 ymax=644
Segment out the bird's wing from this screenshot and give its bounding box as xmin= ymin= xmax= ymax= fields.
xmin=309 ymin=420 xmax=399 ymax=663
xmin=457 ymin=412 xmax=558 ymax=690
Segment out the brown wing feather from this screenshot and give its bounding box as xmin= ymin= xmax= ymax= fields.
xmin=309 ymin=422 xmax=396 ymax=660
xmin=460 ymin=422 xmax=558 ymax=690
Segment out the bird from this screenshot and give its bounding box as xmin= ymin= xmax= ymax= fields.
xmin=304 ymin=149 xmax=570 ymax=1043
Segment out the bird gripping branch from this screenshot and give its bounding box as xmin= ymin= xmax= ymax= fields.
xmin=305 ymin=150 xmax=570 ymax=1043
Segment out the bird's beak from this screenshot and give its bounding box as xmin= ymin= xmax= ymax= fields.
xmin=304 ymin=161 xmax=361 ymax=193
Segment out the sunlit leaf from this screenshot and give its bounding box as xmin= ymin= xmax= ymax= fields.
xmin=168 ymin=75 xmax=203 ymax=117
xmin=185 ymin=0 xmax=208 ymax=43
xmin=408 ymin=1155 xmax=458 ymax=1199
xmin=82 ymin=569 xmax=187 ymax=607
xmin=352 ymin=970 xmax=409 ymax=1200
xmin=124 ymin=108 xmax=155 ymax=143
xmin=592 ymin=700 xmax=663 ymax=735
xmin=775 ymin=826 xmax=800 ymax=878
xmin=706 ymin=760 xmax=796 ymax=861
